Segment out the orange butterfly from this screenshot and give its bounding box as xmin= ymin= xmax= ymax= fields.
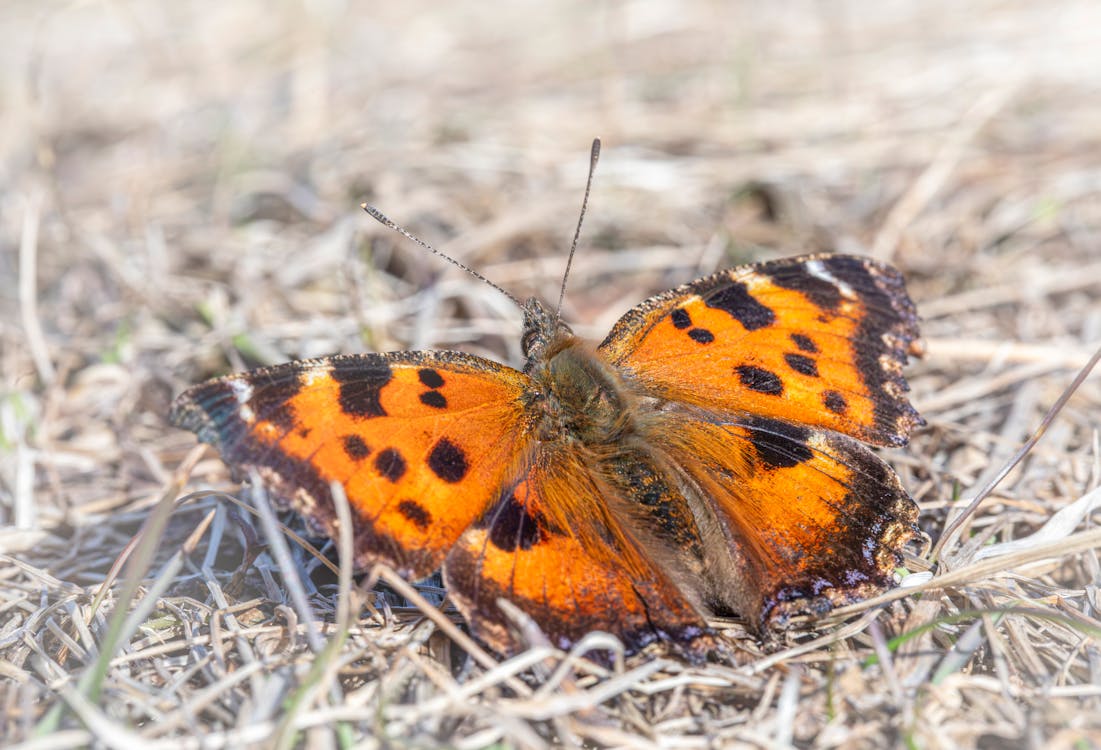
xmin=172 ymin=153 xmax=924 ymax=660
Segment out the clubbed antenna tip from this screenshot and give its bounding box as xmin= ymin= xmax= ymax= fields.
xmin=555 ymin=137 xmax=601 ymax=320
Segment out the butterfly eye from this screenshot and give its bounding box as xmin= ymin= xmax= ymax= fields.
xmin=521 ymin=327 xmax=543 ymax=357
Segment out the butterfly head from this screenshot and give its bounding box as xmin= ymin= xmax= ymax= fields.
xmin=521 ymin=138 xmax=599 ymax=371
xmin=521 ymin=297 xmax=573 ymax=367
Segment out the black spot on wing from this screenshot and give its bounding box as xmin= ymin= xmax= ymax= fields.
xmin=743 ymin=417 xmax=813 ymax=469
xmin=249 ymin=372 xmax=301 ymax=430
xmin=735 ymin=365 xmax=784 ymax=395
xmin=375 ymin=448 xmax=407 ymax=483
xmin=483 ymin=491 xmax=543 ymax=551
xmin=331 ymin=357 xmax=392 ymax=418
xmin=784 ymin=353 xmax=819 ymax=377
xmin=688 ymin=328 xmax=715 ymax=344
xmin=398 ymin=499 xmax=431 ymax=530
xmin=670 ymin=308 xmax=692 ymax=329
xmin=343 ymin=434 xmax=371 ymax=460
xmin=427 ymin=437 xmax=468 ymax=483
xmin=419 ymin=391 xmax=448 ymax=409
xmin=823 ymin=390 xmax=848 ymax=414
xmin=768 ymin=264 xmax=842 ymax=311
xmin=702 ymin=282 xmax=775 ymax=331
xmin=417 ymin=368 xmax=445 ymax=388
xmin=790 ymin=333 xmax=818 ymax=353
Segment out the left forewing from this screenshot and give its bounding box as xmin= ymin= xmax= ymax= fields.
xmin=170 ymin=351 xmax=533 ymax=578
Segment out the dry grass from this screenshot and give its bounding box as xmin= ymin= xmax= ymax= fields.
xmin=3 ymin=1 xmax=1101 ymax=747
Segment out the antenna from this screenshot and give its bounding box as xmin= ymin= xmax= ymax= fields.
xmin=555 ymin=138 xmax=601 ymax=320
xmin=361 ymin=203 xmax=522 ymax=308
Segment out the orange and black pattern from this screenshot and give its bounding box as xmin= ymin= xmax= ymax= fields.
xmin=172 ymin=253 xmax=925 ymax=660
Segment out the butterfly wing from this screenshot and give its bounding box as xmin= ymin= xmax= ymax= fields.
xmin=659 ymin=412 xmax=921 ymax=628
xmin=598 ymin=254 xmax=923 ymax=447
xmin=170 ymin=351 xmax=533 ymax=578
xmin=598 ymin=253 xmax=924 ymax=627
xmin=443 ymin=450 xmax=713 ymax=658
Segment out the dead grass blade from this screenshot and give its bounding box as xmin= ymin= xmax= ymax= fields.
xmin=933 ymin=342 xmax=1101 ymax=560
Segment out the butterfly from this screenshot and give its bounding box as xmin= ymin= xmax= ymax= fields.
xmin=171 ymin=146 xmax=924 ymax=659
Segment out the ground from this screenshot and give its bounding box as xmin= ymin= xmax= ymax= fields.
xmin=2 ymin=1 xmax=1101 ymax=748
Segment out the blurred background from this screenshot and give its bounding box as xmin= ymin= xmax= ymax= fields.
xmin=5 ymin=0 xmax=1099 ymax=519
xmin=3 ymin=1 xmax=1100 ymax=746
xmin=4 ymin=1 xmax=1098 ymax=374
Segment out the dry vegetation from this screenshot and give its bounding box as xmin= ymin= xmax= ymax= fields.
xmin=3 ymin=1 xmax=1101 ymax=747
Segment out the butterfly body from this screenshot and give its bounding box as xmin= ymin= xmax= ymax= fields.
xmin=172 ymin=253 xmax=925 ymax=659
xmin=530 ymin=343 xmax=630 ymax=445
